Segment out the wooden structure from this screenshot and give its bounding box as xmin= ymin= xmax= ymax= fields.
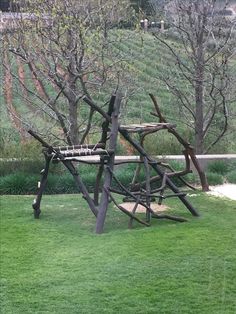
xmin=28 ymin=91 xmax=202 ymax=234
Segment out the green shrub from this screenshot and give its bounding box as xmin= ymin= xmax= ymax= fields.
xmin=164 ymin=173 xmax=199 ymax=188
xmin=226 ymin=170 xmax=236 ymax=184
xmin=78 ymin=164 xmax=97 ymax=176
xmin=0 ymin=159 xmax=67 ymax=176
xmin=0 ymin=160 xmax=212 ymax=195
xmin=114 ymin=162 xmax=200 ymax=189
xmin=81 ymin=172 xmax=97 ymax=192
xmin=206 ymin=172 xmax=224 ymax=186
xmin=0 ymin=173 xmax=38 ymax=195
xmin=160 ymin=160 xmax=201 ymax=187
xmin=184 ymin=173 xmax=200 ymax=185
xmin=207 ymin=160 xmax=230 ymax=175
xmin=0 ymin=160 xmax=44 ymax=176
xmin=0 ymin=171 xmax=99 ymax=195
xmin=111 ymin=165 xmax=134 ymax=189
xmin=167 ymin=160 xmax=185 ymax=171
xmin=54 ymin=174 xmax=77 ymax=194
xmin=227 ymin=161 xmax=236 ymax=173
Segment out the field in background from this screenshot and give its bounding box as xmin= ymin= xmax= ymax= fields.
xmin=1 ymin=30 xmax=236 ymax=157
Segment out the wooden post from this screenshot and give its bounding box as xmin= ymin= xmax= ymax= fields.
xmin=119 ymin=129 xmax=200 ymax=217
xmin=143 ymin=157 xmax=151 ymax=222
xmin=32 ymin=154 xmax=50 ymax=218
xmin=94 ymin=95 xmax=116 ymax=205
xmin=95 ymin=92 xmax=122 ymax=234
xmin=149 ymin=93 xmax=209 ymax=192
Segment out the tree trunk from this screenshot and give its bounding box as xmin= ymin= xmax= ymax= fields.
xmin=95 ymin=93 xmax=122 ymax=234
xmin=194 ymin=47 xmax=205 ymax=154
xmin=69 ymin=100 xmax=79 ymax=145
xmin=195 ymin=82 xmax=204 ymax=154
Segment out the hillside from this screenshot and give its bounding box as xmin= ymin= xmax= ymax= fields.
xmin=1 ymin=30 xmax=236 ymax=155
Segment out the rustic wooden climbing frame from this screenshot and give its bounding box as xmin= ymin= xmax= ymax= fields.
xmin=28 ymin=91 xmax=202 ymax=234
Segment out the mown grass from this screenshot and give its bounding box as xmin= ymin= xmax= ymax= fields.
xmin=1 ymin=193 xmax=236 ymax=313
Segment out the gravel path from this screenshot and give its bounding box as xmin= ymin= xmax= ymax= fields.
xmin=208 ymin=184 xmax=236 ymax=200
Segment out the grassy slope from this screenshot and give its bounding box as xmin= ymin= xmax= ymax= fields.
xmin=1 ymin=30 xmax=236 ymax=152
xmin=1 ymin=194 xmax=236 ymax=313
xmin=0 ymin=31 xmax=172 ymax=127
xmin=0 ymin=46 xmax=12 ymax=132
xmin=113 ymin=31 xmax=175 ymax=123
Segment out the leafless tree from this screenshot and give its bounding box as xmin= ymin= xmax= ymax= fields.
xmin=153 ymin=0 xmax=236 ymax=153
xmin=5 ymin=0 xmax=133 ymax=145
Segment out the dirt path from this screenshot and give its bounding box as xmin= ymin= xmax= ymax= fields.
xmin=16 ymin=57 xmax=39 ymax=112
xmin=17 ymin=56 xmax=28 ymax=99
xmin=120 ymin=137 xmax=136 ymax=155
xmin=28 ymin=61 xmax=49 ymax=100
xmin=118 ymin=202 xmax=168 ymax=213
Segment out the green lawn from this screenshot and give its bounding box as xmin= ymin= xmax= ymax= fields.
xmin=0 ymin=193 xmax=236 ymax=313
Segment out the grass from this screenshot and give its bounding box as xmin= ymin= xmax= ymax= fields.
xmin=1 ymin=193 xmax=236 ymax=313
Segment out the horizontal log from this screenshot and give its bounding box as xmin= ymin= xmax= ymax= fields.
xmin=151 ymin=213 xmax=187 ymax=222
xmin=120 ymin=123 xmax=175 ymax=133
xmin=53 ymin=143 xmax=105 ymax=151
xmin=47 ymin=149 xmax=114 ymax=159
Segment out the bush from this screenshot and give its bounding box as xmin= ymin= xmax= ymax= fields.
xmin=0 ymin=170 xmax=99 ymax=195
xmin=206 ymin=172 xmax=224 ymax=186
xmin=113 ymin=164 xmax=136 ymax=188
xmin=0 ymin=159 xmax=44 ymax=176
xmin=207 ymin=160 xmax=230 ymax=175
xmin=0 ymin=158 xmax=70 ymax=176
xmin=227 ymin=161 xmax=236 ymax=173
xmin=3 ymin=159 xmax=228 ymax=195
xmin=0 ymin=173 xmax=62 ymax=195
xmin=0 ymin=173 xmax=39 ymax=195
xmin=161 ymin=160 xmax=200 ymax=187
xmin=167 ymin=160 xmax=185 ymax=171
xmin=184 ymin=173 xmax=200 ymax=185
xmin=164 ymin=173 xmax=199 ymax=188
xmin=226 ymin=170 xmax=236 ymax=184
xmin=54 ymin=174 xmax=78 ymax=194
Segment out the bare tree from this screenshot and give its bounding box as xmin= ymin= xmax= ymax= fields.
xmin=153 ymin=0 xmax=236 ymax=153
xmin=5 ymin=0 xmax=132 ymax=145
